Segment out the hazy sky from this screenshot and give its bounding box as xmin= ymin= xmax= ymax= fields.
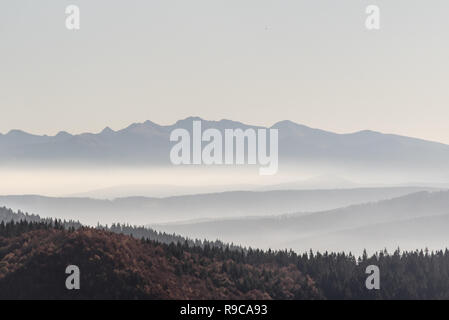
xmin=1 ymin=1 xmax=448 ymax=143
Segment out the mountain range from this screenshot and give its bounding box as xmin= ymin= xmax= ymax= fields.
xmin=2 ymin=117 xmax=449 ymax=174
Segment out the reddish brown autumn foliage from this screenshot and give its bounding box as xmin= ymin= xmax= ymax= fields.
xmin=0 ymin=227 xmax=321 ymax=299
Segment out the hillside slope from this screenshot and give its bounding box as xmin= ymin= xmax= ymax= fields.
xmin=0 ymin=225 xmax=320 ymax=299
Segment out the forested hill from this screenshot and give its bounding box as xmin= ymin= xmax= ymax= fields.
xmin=0 ymin=220 xmax=321 ymax=299
xmin=2 ymin=219 xmax=449 ymax=299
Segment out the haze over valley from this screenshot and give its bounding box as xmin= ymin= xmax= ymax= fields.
xmin=1 ymin=118 xmax=449 ymax=255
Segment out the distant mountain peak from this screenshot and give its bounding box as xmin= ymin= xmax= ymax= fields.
xmin=120 ymin=120 xmax=161 ymax=133
xmin=100 ymin=127 xmax=115 ymax=135
xmin=174 ymin=116 xmax=204 ymax=126
xmin=6 ymin=129 xmax=32 ymax=137
xmin=351 ymin=129 xmax=381 ymax=135
xmin=271 ymin=120 xmax=334 ymax=138
xmin=55 ymin=131 xmax=72 ymax=138
xmin=143 ymin=120 xmax=158 ymax=126
xmin=272 ymin=120 xmax=315 ymax=130
xmin=272 ymin=120 xmax=299 ymax=127
xmin=217 ymin=118 xmax=258 ymax=128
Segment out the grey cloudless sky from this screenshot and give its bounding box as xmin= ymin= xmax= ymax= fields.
xmin=1 ymin=0 xmax=448 ymax=143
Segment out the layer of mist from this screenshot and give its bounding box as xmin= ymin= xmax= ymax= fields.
xmin=153 ymin=190 xmax=449 ymax=255
xmin=0 ymin=187 xmax=434 ymax=226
